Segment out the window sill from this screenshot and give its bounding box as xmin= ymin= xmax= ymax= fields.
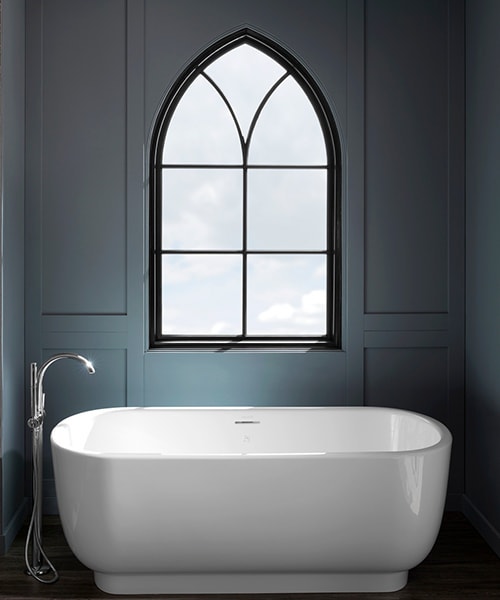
xmin=148 ymin=340 xmax=342 ymax=353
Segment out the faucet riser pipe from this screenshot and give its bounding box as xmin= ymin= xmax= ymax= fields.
xmin=32 ymin=425 xmax=43 ymax=571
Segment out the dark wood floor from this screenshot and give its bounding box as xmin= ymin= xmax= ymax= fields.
xmin=0 ymin=512 xmax=499 ymax=599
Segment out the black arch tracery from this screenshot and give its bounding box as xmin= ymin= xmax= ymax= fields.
xmin=149 ymin=29 xmax=341 ymax=348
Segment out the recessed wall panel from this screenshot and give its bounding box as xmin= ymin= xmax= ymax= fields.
xmin=41 ymin=0 xmax=127 ymax=314
xmin=364 ymin=0 xmax=448 ymax=313
xmin=364 ymin=347 xmax=448 ymax=422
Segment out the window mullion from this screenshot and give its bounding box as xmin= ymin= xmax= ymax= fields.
xmin=242 ymin=142 xmax=248 ymax=337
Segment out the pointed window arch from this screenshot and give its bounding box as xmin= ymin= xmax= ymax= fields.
xmin=150 ymin=30 xmax=341 ymax=348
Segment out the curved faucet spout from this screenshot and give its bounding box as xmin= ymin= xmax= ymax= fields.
xmin=37 ymin=352 xmax=95 ymax=380
xmin=31 ymin=353 xmax=95 ymax=423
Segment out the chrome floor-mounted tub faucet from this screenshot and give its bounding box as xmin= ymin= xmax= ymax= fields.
xmin=25 ymin=353 xmax=95 ymax=583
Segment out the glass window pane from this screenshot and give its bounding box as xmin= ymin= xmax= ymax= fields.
xmin=162 ymin=169 xmax=242 ymax=250
xmin=247 ymin=169 xmax=327 ymax=250
xmin=205 ymin=44 xmax=286 ymax=140
xmin=162 ymin=75 xmax=242 ymax=164
xmin=247 ymin=255 xmax=326 ymax=335
xmin=248 ymin=76 xmax=327 ymax=165
xmin=162 ymin=255 xmax=241 ymax=335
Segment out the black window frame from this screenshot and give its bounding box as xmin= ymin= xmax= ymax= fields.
xmin=149 ymin=29 xmax=342 ymax=350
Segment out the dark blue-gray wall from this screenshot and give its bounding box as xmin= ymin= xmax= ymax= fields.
xmin=0 ymin=0 xmax=497 ymax=559
xmin=0 ymin=0 xmax=26 ymax=554
xmin=465 ymin=0 xmax=500 ymax=556
xmin=23 ymin=0 xmax=465 ymax=509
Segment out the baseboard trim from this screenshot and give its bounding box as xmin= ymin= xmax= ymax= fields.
xmin=462 ymin=494 xmax=500 ymax=558
xmin=0 ymin=498 xmax=28 ymax=556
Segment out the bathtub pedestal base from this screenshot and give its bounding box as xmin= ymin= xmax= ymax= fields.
xmin=94 ymin=570 xmax=408 ymax=595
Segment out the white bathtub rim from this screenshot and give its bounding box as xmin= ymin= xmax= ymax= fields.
xmin=50 ymin=405 xmax=452 ymax=459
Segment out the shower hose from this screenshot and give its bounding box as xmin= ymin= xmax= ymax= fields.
xmin=24 ymin=416 xmax=59 ymax=584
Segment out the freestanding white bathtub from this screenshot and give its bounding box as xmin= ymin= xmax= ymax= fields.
xmin=51 ymin=406 xmax=452 ymax=595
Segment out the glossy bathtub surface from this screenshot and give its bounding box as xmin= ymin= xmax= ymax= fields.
xmin=51 ymin=406 xmax=452 ymax=594
xmin=51 ymin=406 xmax=447 ymax=456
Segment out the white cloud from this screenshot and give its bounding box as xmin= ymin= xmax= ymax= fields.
xmin=313 ymin=262 xmax=327 ymax=279
xmin=301 ymin=289 xmax=325 ymax=314
xmin=210 ymin=320 xmax=233 ymax=334
xmin=258 ymin=303 xmax=295 ymax=322
xmin=192 ymin=182 xmax=219 ymax=207
xmin=164 ymin=254 xmax=240 ymax=284
xmin=257 ymin=289 xmax=326 ymax=333
xmin=164 ymin=211 xmax=211 ymax=249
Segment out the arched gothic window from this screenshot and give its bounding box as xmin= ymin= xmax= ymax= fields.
xmin=150 ymin=30 xmax=341 ymax=348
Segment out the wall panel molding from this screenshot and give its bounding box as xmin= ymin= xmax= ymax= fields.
xmin=364 ymin=330 xmax=449 ymax=348
xmin=364 ymin=313 xmax=449 ymax=332
xmin=42 ymin=315 xmax=128 ymax=333
xmin=344 ymin=0 xmax=365 ymax=405
xmin=126 ymin=0 xmax=146 ymax=405
xmin=42 ymin=332 xmax=128 ymax=349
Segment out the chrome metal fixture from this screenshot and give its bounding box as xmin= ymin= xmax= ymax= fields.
xmin=24 ymin=353 xmax=95 ymax=583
